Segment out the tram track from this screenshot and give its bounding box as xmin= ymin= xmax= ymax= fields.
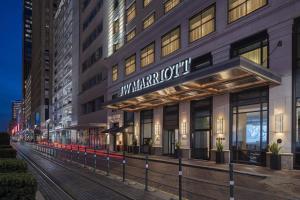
xmin=16 ymin=143 xmax=136 ymax=200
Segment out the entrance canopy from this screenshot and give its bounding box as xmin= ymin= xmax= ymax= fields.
xmin=105 ymin=57 xmax=281 ymax=112
xmin=101 ymin=125 xmax=129 ymax=134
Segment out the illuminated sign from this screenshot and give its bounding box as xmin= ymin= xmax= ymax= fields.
xmin=120 ymin=58 xmax=191 ymax=97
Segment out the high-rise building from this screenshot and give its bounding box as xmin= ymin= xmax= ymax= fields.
xmin=11 ymin=100 xmax=23 ymax=121
xmin=22 ymin=0 xmax=32 ymax=129
xmin=31 ymin=0 xmax=59 ymax=134
xmin=74 ymin=0 xmax=109 ymax=147
xmin=51 ymin=0 xmax=79 ymax=144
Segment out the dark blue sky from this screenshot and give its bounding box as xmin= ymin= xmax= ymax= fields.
xmin=0 ymin=1 xmax=22 ymax=131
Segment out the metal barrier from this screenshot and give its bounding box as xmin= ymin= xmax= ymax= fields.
xmin=31 ymin=143 xmax=264 ymax=200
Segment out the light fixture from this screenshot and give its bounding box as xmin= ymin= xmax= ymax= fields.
xmin=155 ymin=123 xmax=160 ymax=136
xmin=181 ymin=120 xmax=187 ymax=139
xmin=275 ymin=113 xmax=283 ymax=133
xmin=216 ymin=118 xmax=224 ymax=135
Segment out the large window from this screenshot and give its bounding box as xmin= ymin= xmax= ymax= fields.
xmin=126 ymin=28 xmax=136 ymax=43
xmin=228 ymin=0 xmax=267 ymax=23
xmin=126 ymin=2 xmax=136 ymax=23
xmin=125 ymin=54 xmax=136 ymax=75
xmin=143 ymin=12 xmax=155 ymax=29
xmin=231 ymin=87 xmax=268 ymax=165
xmin=164 ymin=0 xmax=181 ymax=13
xmin=140 ymin=110 xmax=153 ymax=145
xmin=231 ymin=31 xmax=268 ymax=67
xmin=189 ymin=5 xmax=215 ymax=43
xmin=112 ymin=65 xmax=118 ymax=81
xmin=190 ymin=53 xmax=212 ymax=72
xmin=141 ymin=43 xmax=155 ymax=67
xmin=161 ymin=27 xmax=180 ymax=57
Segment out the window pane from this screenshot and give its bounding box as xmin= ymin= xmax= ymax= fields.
xmin=164 ymin=0 xmax=180 ymax=13
xmin=143 ymin=13 xmax=155 ymax=29
xmin=141 ymin=43 xmax=155 ymax=67
xmin=125 ymin=55 xmax=136 ymax=75
xmin=161 ymin=28 xmax=180 ymax=57
xmin=127 ymin=3 xmax=136 ymax=23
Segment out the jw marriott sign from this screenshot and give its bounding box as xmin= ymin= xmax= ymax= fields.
xmin=120 ymin=58 xmax=191 ymax=97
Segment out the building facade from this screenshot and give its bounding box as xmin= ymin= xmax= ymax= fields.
xmin=103 ymin=0 xmax=300 ymax=169
xmin=31 ymin=0 xmax=58 ymax=135
xmin=51 ymin=0 xmax=80 ymax=144
xmin=76 ymin=0 xmax=108 ymax=147
xmin=22 ymin=0 xmax=32 ymax=129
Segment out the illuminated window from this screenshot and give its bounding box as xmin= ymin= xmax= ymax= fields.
xmin=231 ymin=31 xmax=268 ymax=67
xmin=113 ymin=19 xmax=119 ymax=34
xmin=143 ymin=0 xmax=152 ymax=7
xmin=126 ymin=29 xmax=136 ymax=42
xmin=161 ymin=27 xmax=180 ymax=57
xmin=143 ymin=13 xmax=155 ymax=30
xmin=228 ymin=0 xmax=267 ymax=23
xmin=141 ymin=43 xmax=155 ymax=67
xmin=164 ymin=0 xmax=181 ymax=13
xmin=113 ymin=43 xmax=120 ymax=53
xmin=189 ymin=5 xmax=215 ymax=43
xmin=126 ymin=2 xmax=136 ymax=23
xmin=112 ymin=65 xmax=118 ymax=81
xmin=125 ymin=54 xmax=136 ymax=75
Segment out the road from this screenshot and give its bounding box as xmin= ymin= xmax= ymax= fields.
xmin=14 ymin=143 xmax=172 ymax=200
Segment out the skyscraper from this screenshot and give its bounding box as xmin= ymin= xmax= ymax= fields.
xmin=22 ymin=0 xmax=32 ymax=129
xmin=31 ymin=0 xmax=58 ymax=134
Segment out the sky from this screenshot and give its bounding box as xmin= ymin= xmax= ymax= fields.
xmin=0 ymin=1 xmax=22 ymax=131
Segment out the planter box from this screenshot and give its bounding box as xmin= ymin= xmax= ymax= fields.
xmin=174 ymin=149 xmax=181 ymax=158
xmin=270 ymin=154 xmax=281 ymax=170
xmin=133 ymin=146 xmax=139 ymax=154
xmin=216 ymin=151 xmax=225 ymax=164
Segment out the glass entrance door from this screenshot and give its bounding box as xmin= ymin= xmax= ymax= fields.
xmin=163 ymin=130 xmax=175 ymax=155
xmin=191 ymin=99 xmax=212 ymax=160
xmin=192 ymin=131 xmax=210 ymax=159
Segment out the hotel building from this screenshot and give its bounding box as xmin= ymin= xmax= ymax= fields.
xmin=51 ymin=0 xmax=80 ymax=144
xmin=102 ymin=0 xmax=300 ymax=169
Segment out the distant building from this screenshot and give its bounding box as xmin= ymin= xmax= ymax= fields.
xmin=9 ymin=100 xmax=24 ymax=135
xmin=22 ymin=0 xmax=32 ymax=128
xmin=31 ymin=0 xmax=59 ymax=134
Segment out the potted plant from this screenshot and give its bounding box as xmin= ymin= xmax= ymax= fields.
xmin=175 ymin=141 xmax=181 ymax=158
xmin=132 ymin=137 xmax=139 ymax=154
xmin=269 ymin=142 xmax=282 ymax=170
xmin=215 ymin=139 xmax=224 ymax=164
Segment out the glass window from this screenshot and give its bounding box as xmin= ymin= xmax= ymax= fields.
xmin=231 ymin=87 xmax=269 ymax=165
xmin=189 ymin=5 xmax=215 ymax=43
xmin=164 ymin=0 xmax=181 ymax=13
xmin=140 ymin=110 xmax=153 ymax=145
xmin=126 ymin=2 xmax=136 ymax=23
xmin=143 ymin=12 xmax=155 ymax=29
xmin=228 ymin=0 xmax=267 ymax=23
xmin=143 ymin=0 xmax=151 ymax=7
xmin=231 ymin=31 xmax=268 ymax=67
xmin=126 ymin=28 xmax=136 ymax=42
xmin=161 ymin=27 xmax=180 ymax=57
xmin=113 ymin=19 xmax=119 ymax=34
xmin=125 ymin=54 xmax=136 ymax=75
xmin=191 ymin=53 xmax=212 ymax=72
xmin=112 ymin=65 xmax=118 ymax=81
xmin=141 ymin=43 xmax=155 ymax=67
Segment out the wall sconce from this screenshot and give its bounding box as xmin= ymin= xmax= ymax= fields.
xmin=275 ymin=113 xmax=283 ymax=133
xmin=181 ymin=120 xmax=187 ymax=139
xmin=216 ymin=118 xmax=224 ymax=135
xmin=154 ymin=123 xmax=161 ymax=143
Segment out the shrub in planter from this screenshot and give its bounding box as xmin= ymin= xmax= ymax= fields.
xmin=268 ymin=142 xmax=282 ymax=170
xmin=0 ymin=159 xmax=27 ymax=173
xmin=0 ymin=173 xmax=37 ymax=200
xmin=0 ymin=148 xmax=17 ymax=158
xmin=0 ymin=133 xmax=10 ymax=146
xmin=216 ymin=139 xmax=225 ymax=164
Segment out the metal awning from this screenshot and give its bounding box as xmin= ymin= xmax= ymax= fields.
xmin=105 ymin=57 xmax=281 ymax=111
xmin=65 ymin=123 xmax=106 ymax=130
